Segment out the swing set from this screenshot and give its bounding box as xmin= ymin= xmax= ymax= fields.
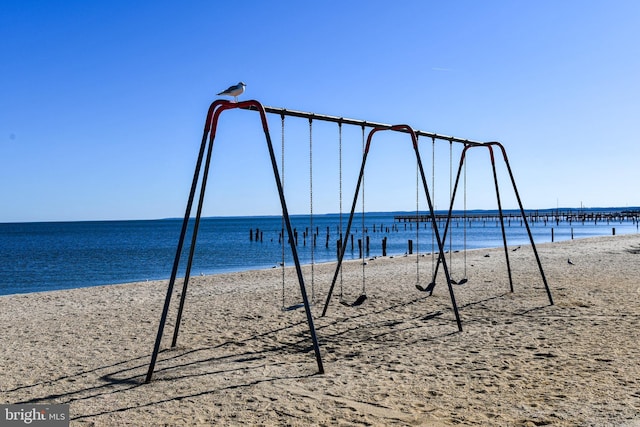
xmin=144 ymin=99 xmax=554 ymax=383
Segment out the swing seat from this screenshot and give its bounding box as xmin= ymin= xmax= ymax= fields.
xmin=352 ymin=294 xmax=367 ymax=306
xmin=282 ymin=302 xmax=306 ymax=311
xmin=340 ymin=294 xmax=367 ymax=307
xmin=416 ymin=282 xmax=436 ymax=293
xmin=456 ymin=278 xmax=468 ymax=285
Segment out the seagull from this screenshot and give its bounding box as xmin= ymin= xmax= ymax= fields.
xmin=568 ymin=258 xmax=574 ymax=265
xmin=217 ymin=82 xmax=246 ymax=102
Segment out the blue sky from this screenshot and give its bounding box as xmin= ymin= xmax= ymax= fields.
xmin=1 ymin=1 xmax=639 ymax=222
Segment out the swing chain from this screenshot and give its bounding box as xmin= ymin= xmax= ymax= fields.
xmin=361 ymin=124 xmax=366 ymax=294
xmin=416 ymin=134 xmax=420 ymax=287
xmin=281 ymin=113 xmax=286 ymax=309
xmin=463 ymin=143 xmax=468 ymax=280
xmin=309 ymin=118 xmax=315 ymax=302
xmin=338 ymin=122 xmax=344 ymax=300
xmin=431 ymin=137 xmax=436 ymax=275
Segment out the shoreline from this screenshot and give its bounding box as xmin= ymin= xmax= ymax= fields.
xmin=1 ymin=234 xmax=640 ymax=425
xmin=2 ymin=225 xmax=639 ymax=298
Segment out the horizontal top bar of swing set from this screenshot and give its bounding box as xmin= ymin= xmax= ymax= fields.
xmin=241 ymin=105 xmax=486 ymax=146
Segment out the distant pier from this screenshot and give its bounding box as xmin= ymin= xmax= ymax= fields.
xmin=394 ymin=210 xmax=640 ymax=224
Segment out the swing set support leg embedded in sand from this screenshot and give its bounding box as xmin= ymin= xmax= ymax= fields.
xmin=145 ymin=99 xmax=324 ymax=383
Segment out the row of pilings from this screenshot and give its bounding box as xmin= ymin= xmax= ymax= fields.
xmin=248 ymin=210 xmax=639 ymax=257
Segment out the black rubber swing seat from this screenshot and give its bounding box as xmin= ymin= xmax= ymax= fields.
xmin=415 ymin=282 xmax=436 ymax=293
xmin=340 ymin=294 xmax=367 ymax=307
xmin=282 ymin=302 xmax=306 ymax=311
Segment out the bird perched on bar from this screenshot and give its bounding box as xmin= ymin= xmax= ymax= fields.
xmin=217 ymin=82 xmax=246 ymax=102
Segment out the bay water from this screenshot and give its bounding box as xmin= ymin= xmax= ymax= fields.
xmin=1 ymin=208 xmax=637 ymax=296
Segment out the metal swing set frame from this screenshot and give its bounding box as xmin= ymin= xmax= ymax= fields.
xmin=145 ymin=99 xmax=553 ymax=383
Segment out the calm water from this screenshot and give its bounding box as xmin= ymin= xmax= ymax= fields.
xmin=0 ymin=209 xmax=638 ymax=296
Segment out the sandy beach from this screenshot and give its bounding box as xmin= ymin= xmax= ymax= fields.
xmin=1 ymin=234 xmax=640 ymax=426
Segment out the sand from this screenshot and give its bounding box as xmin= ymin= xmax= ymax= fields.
xmin=1 ymin=234 xmax=640 ymax=426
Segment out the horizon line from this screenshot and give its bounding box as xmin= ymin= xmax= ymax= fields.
xmin=2 ymin=205 xmax=639 ymax=225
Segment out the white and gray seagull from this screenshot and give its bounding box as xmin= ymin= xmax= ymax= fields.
xmin=217 ymin=82 xmax=246 ymax=102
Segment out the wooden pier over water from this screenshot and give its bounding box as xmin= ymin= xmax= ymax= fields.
xmin=394 ymin=210 xmax=640 ymax=224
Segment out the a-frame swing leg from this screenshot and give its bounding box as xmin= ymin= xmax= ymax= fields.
xmin=170 ymin=103 xmax=224 ymax=349
xmin=146 ymin=100 xmax=324 ymax=384
xmin=488 ymin=142 xmax=554 ymax=306
xmin=488 ymin=145 xmax=515 ymax=293
xmin=145 ymin=100 xmax=225 ymax=384
xmin=413 ymin=128 xmax=463 ymax=332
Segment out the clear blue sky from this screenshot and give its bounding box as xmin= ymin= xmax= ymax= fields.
xmin=2 ymin=1 xmax=639 ymax=222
